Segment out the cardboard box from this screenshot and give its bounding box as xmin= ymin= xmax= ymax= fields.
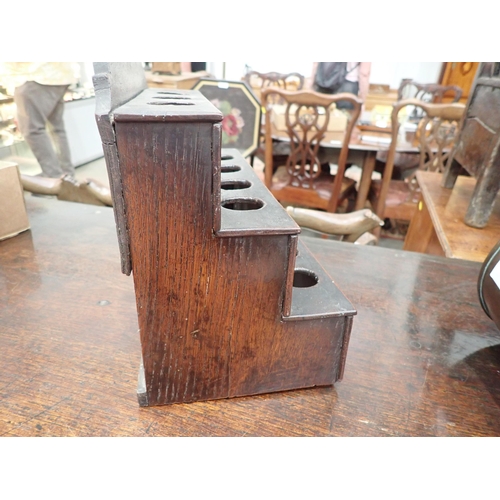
xmin=0 ymin=161 xmax=30 ymax=241
xmin=271 ymin=104 xmax=348 ymax=132
xmin=151 ymin=62 xmax=181 ymax=75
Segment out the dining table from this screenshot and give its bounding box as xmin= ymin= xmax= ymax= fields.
xmin=1 ymin=195 xmax=499 ymax=436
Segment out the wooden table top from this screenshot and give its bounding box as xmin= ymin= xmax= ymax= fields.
xmin=272 ymin=126 xmax=417 ymax=153
xmin=1 ymin=196 xmax=499 ymax=436
xmin=417 ymin=171 xmax=500 ymax=262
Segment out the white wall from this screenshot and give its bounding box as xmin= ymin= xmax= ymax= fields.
xmin=369 ymin=62 xmax=443 ymax=88
xmin=80 ymin=61 xmax=444 ymax=90
xmin=209 ymin=62 xmax=444 ymax=88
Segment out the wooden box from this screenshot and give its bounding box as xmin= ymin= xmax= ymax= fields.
xmin=0 ymin=161 xmax=30 ymax=241
xmin=93 ymin=64 xmax=356 ymax=407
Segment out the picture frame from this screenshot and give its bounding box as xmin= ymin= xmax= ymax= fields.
xmin=192 ymin=79 xmax=261 ymax=158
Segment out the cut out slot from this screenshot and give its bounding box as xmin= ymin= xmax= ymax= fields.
xmin=222 ymin=198 xmax=264 ymax=211
xmin=153 ymin=96 xmax=191 ymax=100
xmin=221 ymin=155 xmax=234 ymax=160
xmin=293 ymin=269 xmax=319 ymax=288
xmin=147 ymin=102 xmax=195 ymax=106
xmin=221 ymin=165 xmax=241 ymax=173
xmin=156 ymin=91 xmax=182 ymax=95
xmin=221 ymin=180 xmax=251 ymax=190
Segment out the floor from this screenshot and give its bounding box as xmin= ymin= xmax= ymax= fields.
xmin=5 ymin=144 xmax=110 ymax=185
xmin=10 ymin=149 xmax=404 ymax=250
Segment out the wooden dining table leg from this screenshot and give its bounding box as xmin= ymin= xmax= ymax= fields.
xmin=403 ymin=196 xmax=435 ymax=253
xmin=354 ymin=151 xmax=376 ymax=211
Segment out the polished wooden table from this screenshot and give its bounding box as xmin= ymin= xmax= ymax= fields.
xmin=1 ymin=196 xmax=499 ymax=436
xmin=404 ymin=171 xmax=500 ymax=262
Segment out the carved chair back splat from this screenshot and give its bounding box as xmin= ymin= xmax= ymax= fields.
xmin=245 ymin=71 xmax=306 ymax=167
xmin=262 ymin=87 xmax=362 ymax=213
xmin=371 ymin=97 xmax=465 ymax=222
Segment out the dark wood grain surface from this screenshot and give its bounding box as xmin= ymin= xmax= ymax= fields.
xmin=111 ymin=85 xmax=354 ymax=405
xmin=1 ymin=196 xmax=499 ymax=436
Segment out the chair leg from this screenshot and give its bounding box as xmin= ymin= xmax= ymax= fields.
xmin=346 ymin=193 xmax=357 ymax=213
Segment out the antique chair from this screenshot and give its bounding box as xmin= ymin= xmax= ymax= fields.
xmin=262 ymin=87 xmax=363 ymax=213
xmin=376 ymin=80 xmax=464 ymax=179
xmin=244 ymin=71 xmax=306 ymax=167
xmin=244 ymin=71 xmax=305 ymax=102
xmin=441 ymin=62 xmax=500 ymax=228
xmin=370 ymin=97 xmax=465 ymax=224
xmin=397 ymin=79 xmax=463 ymax=104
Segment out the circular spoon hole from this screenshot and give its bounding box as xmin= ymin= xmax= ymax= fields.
xmin=293 ymin=269 xmax=319 ymax=288
xmin=222 ymin=198 xmax=264 ymax=211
